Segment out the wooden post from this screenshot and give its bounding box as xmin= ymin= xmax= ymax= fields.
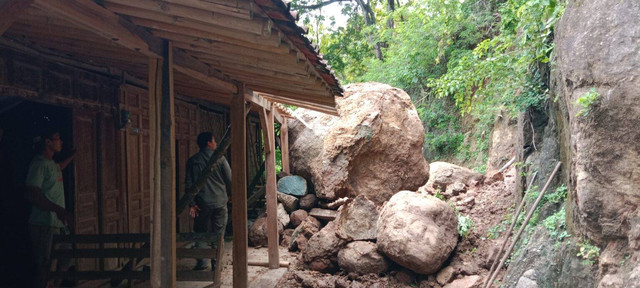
xmin=148 ymin=55 xmax=162 ymax=287
xmin=231 ymin=84 xmax=248 ymax=288
xmin=280 ymin=119 xmax=289 ymax=174
xmin=259 ymin=104 xmax=279 ymax=269
xmin=157 ymin=39 xmax=177 ymax=287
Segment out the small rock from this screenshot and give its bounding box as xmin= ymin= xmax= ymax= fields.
xmin=443 ymin=275 xmax=482 ymax=288
xmin=278 ymin=192 xmax=300 ymax=212
xmin=277 ymin=175 xmax=308 ymax=196
xmin=300 ymin=194 xmax=318 ymax=211
xmin=335 ymin=278 xmax=351 ymax=288
xmin=436 ymin=266 xmax=456 ymax=285
xmin=484 ymin=170 xmax=504 ymax=184
xmin=515 ymin=269 xmax=537 ymax=288
xmin=277 ymin=203 xmax=290 ymax=228
xmin=249 ymin=217 xmax=283 ymax=247
xmin=310 ymin=208 xmax=340 ymax=221
xmin=290 ymin=209 xmax=309 ymax=228
xmin=445 ymin=182 xmax=467 ymax=196
xmin=337 ymin=241 xmax=389 ymax=274
xmin=336 ymin=195 xmax=379 ymax=241
xmin=281 ymin=229 xmax=294 ymax=247
xmin=303 ymin=221 xmax=347 ymax=272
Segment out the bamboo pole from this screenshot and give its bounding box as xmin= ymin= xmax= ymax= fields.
xmin=484 ymin=162 xmax=561 ymax=288
xmin=483 ymin=171 xmax=538 ymax=288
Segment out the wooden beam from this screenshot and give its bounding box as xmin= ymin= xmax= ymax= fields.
xmin=33 ymin=0 xmax=156 ymax=57
xmin=103 ymin=0 xmax=265 ymax=35
xmin=174 ymin=64 xmax=237 ymax=94
xmin=33 ymin=0 xmax=236 ymax=95
xmin=259 ymin=93 xmax=339 ymax=116
xmin=148 ymin=55 xmax=163 ymax=288
xmin=280 ymin=120 xmax=290 ymax=174
xmin=161 ymin=0 xmax=252 ymax=20
xmin=244 ymin=91 xmax=271 ymax=112
xmin=258 ymin=103 xmax=279 ymax=269
xmin=0 ymin=0 xmax=34 ymax=36
xmin=231 ymin=84 xmax=248 ymax=288
xmin=152 ymin=29 xmax=290 ymax=55
xmin=158 ymin=39 xmax=177 ymax=287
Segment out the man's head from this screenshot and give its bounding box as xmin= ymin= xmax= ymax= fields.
xmin=197 ymin=132 xmax=216 ymax=150
xmin=34 ymin=127 xmax=62 ymax=154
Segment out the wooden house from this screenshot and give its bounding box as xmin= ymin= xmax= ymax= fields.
xmin=0 ymin=0 xmax=341 ymax=287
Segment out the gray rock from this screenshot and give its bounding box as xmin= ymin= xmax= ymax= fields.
xmin=598 ymin=274 xmax=624 ymax=288
xmin=425 ymin=162 xmax=484 ymax=191
xmin=277 ymin=192 xmax=299 ymax=213
xmin=515 ymin=270 xmax=537 ymax=288
xmin=377 ymin=191 xmax=458 ymax=275
xmin=299 ymin=194 xmax=318 ymax=211
xmin=277 ymin=175 xmax=308 ymax=196
xmin=628 ymin=265 xmax=640 ymax=288
xmin=309 ymin=208 xmax=339 ymax=221
xmin=336 ymin=195 xmax=379 ymax=241
xmin=337 ymin=241 xmax=389 ymax=274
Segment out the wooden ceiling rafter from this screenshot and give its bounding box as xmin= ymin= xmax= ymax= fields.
xmin=32 ymin=0 xmax=238 ymax=94
xmin=0 ymin=0 xmax=35 ymax=36
xmin=103 ymin=0 xmax=265 ymax=35
xmin=152 ymin=29 xmax=290 ymax=55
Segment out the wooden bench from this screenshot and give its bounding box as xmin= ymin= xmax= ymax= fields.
xmin=48 ymin=233 xmax=224 ymax=287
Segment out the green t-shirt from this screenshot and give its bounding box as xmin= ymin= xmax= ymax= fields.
xmin=25 ymin=155 xmax=66 ymax=228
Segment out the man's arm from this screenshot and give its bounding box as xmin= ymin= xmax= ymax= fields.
xmin=25 ymin=186 xmax=73 ymax=226
xmin=221 ymin=158 xmax=232 ymax=199
xmin=57 ymin=148 xmax=76 ymax=170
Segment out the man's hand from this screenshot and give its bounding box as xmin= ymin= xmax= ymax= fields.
xmin=189 ymin=205 xmax=200 ymax=218
xmin=55 ymin=209 xmax=74 ymax=230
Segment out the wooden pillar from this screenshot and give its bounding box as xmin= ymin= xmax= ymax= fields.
xmin=259 ymin=104 xmax=279 ymax=269
xmin=231 ymin=84 xmax=248 ymax=288
xmin=150 ymin=39 xmax=176 ymax=287
xmin=280 ymin=119 xmax=290 ymax=174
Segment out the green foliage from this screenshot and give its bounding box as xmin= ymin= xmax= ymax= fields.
xmin=433 ymin=190 xmax=446 ymax=201
xmin=543 ymin=207 xmax=570 ymax=241
xmin=577 ymin=239 xmax=600 ymax=266
xmin=545 ymin=185 xmax=568 ymax=204
xmin=458 ymin=214 xmax=475 ymax=239
xmin=575 ymin=88 xmax=601 ymax=117
xmin=488 ymin=220 xmax=508 ymax=239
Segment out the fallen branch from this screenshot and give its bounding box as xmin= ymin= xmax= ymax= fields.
xmin=498 ymin=157 xmax=516 ymax=173
xmin=484 ymin=162 xmax=561 ymax=288
xmin=318 ymin=197 xmax=352 ymax=210
xmin=176 ymin=126 xmax=231 ymax=215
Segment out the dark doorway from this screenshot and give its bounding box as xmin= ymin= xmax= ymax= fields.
xmin=0 ymin=99 xmax=73 ymax=287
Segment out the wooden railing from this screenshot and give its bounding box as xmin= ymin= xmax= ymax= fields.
xmin=48 ymin=233 xmax=224 ymax=287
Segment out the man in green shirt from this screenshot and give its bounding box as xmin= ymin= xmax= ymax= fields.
xmin=25 ymin=127 xmax=75 ymax=288
xmin=186 ymin=132 xmax=232 ymax=271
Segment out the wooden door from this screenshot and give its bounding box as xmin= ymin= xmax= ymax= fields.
xmin=120 ymin=85 xmax=151 ymax=233
xmin=73 ymin=109 xmax=99 ymax=270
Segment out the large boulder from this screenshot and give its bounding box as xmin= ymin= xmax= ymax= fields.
xmin=336 ymin=195 xmax=379 ymax=241
xmin=302 ymin=221 xmax=347 ymax=272
xmin=277 ymin=175 xmax=308 ymax=196
xmin=377 ymin=191 xmax=458 ymax=275
xmin=425 ymin=162 xmax=484 ymax=191
xmin=337 ymin=241 xmax=389 ymax=274
xmin=289 ymin=83 xmax=429 ymax=205
xmin=554 ymin=0 xmax=640 ymax=245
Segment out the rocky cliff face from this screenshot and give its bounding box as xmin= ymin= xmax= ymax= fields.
xmin=505 ymin=0 xmax=640 ymax=286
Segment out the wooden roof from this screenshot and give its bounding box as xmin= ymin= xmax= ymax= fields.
xmin=0 ymin=0 xmax=342 ymax=114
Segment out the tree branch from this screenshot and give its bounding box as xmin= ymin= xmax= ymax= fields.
xmin=292 ymin=0 xmax=353 ymax=10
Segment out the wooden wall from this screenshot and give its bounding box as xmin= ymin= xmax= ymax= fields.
xmin=0 ymin=47 xmax=263 ymax=267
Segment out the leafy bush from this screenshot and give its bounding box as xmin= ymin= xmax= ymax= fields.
xmin=543 ymin=207 xmax=570 ymax=241
xmin=577 ymin=239 xmax=600 ymax=266
xmin=458 ymin=214 xmax=474 ymax=238
xmin=545 ymin=185 xmax=568 ymax=204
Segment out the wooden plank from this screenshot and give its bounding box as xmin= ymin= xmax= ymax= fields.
xmin=231 ymin=85 xmax=248 ymax=288
xmin=0 ymin=0 xmax=35 ymax=36
xmin=164 ymin=0 xmax=252 ymax=19
xmin=176 ymin=248 xmax=217 ymax=259
xmin=177 ymin=270 xmax=216 ymax=281
xmin=259 ymin=93 xmax=338 ymax=115
xmin=48 ymin=271 xmax=149 ymax=280
xmin=174 ymin=64 xmax=237 ymax=94
xmin=248 ymin=260 xmax=290 ymax=268
xmin=309 ymin=208 xmax=339 ymax=221
xmin=245 ymin=91 xmax=271 ymax=113
xmin=103 ymin=0 xmax=265 ymax=35
xmin=159 ymin=39 xmax=177 ymax=287
xmin=52 ymin=248 xmax=149 ymax=259
xmin=54 ymin=233 xmax=150 ymax=244
xmin=261 ymin=103 xmax=279 ymax=269
xmin=153 ymin=29 xmax=289 ymax=55
xmin=280 ymin=120 xmax=290 ymax=173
